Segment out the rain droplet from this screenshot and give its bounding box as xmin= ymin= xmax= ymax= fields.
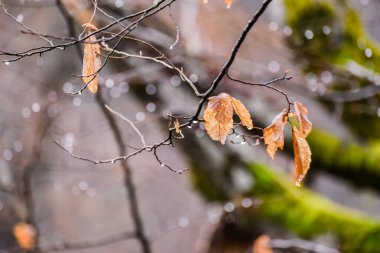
xmin=73 ymin=97 xmax=82 ymax=107
xmin=241 ymin=198 xmax=253 ymax=208
xmin=114 ymin=0 xmax=124 ymax=8
xmin=3 ymin=149 xmax=13 ymax=161
xmin=178 ymin=217 xmax=189 ymax=228
xmin=170 ymin=75 xmax=182 ymax=86
xmin=187 ymin=125 xmax=192 ymax=129
xmin=78 ymin=181 xmax=88 ymax=191
xmin=105 ymin=79 xmax=114 ymax=88
xmin=268 ymin=21 xmax=278 ymax=32
xmin=241 ymin=141 xmax=246 ymax=145
xmin=111 ymin=160 xmax=115 ymax=164
xmin=22 ymin=107 xmax=31 ymax=118
xmin=136 ymin=112 xmax=146 ymax=121
xmin=365 ymin=48 xmax=373 ymax=58
xmin=78 ymin=91 xmax=82 ymax=95
xmin=322 ymin=26 xmax=331 ymax=35
xmin=32 ymin=102 xmax=40 ymax=112
xmin=268 ymin=60 xmax=280 ymax=73
xmin=283 ymin=26 xmax=292 ymax=36
xmin=160 ymin=163 xmax=165 ymax=167
xmin=13 ymin=141 xmax=23 ymax=152
xmin=304 ymin=30 xmax=314 ymax=40
xmin=4 ymin=61 xmax=10 ymax=66
xmin=192 ymin=120 xmax=198 ymax=124
xmin=224 ymin=202 xmax=235 ymax=213
xmin=146 ymin=102 xmax=156 ymax=112
xmin=189 ymin=74 xmax=198 ymax=83
xmin=146 ymin=84 xmax=157 ymax=95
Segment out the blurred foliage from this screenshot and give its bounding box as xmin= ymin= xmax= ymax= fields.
xmin=247 ymin=163 xmax=380 ymax=253
xmin=284 ymin=0 xmax=380 ymax=139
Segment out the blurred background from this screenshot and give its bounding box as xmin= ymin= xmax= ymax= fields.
xmin=1 ymin=0 xmax=380 ymax=252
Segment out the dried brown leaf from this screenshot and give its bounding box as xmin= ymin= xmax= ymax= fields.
xmin=204 ymin=93 xmax=253 ymax=144
xmin=175 ymin=119 xmax=180 ymax=134
xmin=264 ymin=109 xmax=288 ymax=159
xmin=292 ymin=126 xmax=311 ymax=187
xmin=232 ymin=98 xmax=253 ymax=130
xmin=82 ymin=33 xmax=101 ymax=93
xmin=253 ymin=235 xmax=273 ymax=253
xmin=294 ymin=101 xmax=312 ymax=137
xmin=204 ymin=93 xmax=234 ymax=144
xmin=13 ymin=222 xmax=36 ymax=250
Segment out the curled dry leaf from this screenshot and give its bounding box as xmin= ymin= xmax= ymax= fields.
xmin=253 ymin=235 xmax=273 ymax=253
xmin=231 ymin=98 xmax=253 ymax=130
xmin=175 ymin=119 xmax=180 ymax=134
xmin=292 ymin=126 xmax=311 ymax=187
xmin=13 ymin=222 xmax=36 ymax=250
xmin=204 ymin=93 xmax=253 ymax=144
xmin=263 ymin=109 xmax=288 ymax=159
xmin=82 ymin=28 xmax=101 ymax=93
xmin=294 ymin=101 xmax=312 ymax=137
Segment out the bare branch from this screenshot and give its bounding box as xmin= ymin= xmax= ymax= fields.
xmin=105 ymin=104 xmax=147 ymax=147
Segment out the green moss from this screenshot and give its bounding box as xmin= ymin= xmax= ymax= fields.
xmin=248 ymin=163 xmax=380 ymax=252
xmin=307 ymin=129 xmax=380 ymax=178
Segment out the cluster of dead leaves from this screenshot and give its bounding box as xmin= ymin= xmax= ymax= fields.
xmin=204 ymin=93 xmax=253 ymax=144
xmin=82 ymin=23 xmax=101 ymax=93
xmin=203 ymin=0 xmax=235 ymax=8
xmin=203 ymin=93 xmax=312 ymax=186
xmin=263 ymin=102 xmax=312 ymax=186
xmin=13 ymin=222 xmax=36 ymax=250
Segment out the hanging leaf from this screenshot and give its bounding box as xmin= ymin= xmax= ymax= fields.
xmin=204 ymin=93 xmax=234 ymax=144
xmin=294 ymin=101 xmax=312 ymax=137
xmin=175 ymin=119 xmax=180 ymax=134
xmin=231 ymin=98 xmax=253 ymax=130
xmin=263 ymin=109 xmax=288 ymax=159
xmin=82 ymin=26 xmax=101 ymax=94
xmin=292 ymin=126 xmax=311 ymax=187
xmin=253 ymin=235 xmax=273 ymax=253
xmin=204 ymin=93 xmax=253 ymax=144
xmin=13 ymin=222 xmax=36 ymax=250
xmin=225 ymin=0 xmax=234 ymax=8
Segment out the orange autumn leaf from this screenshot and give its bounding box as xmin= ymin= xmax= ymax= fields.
xmin=294 ymin=101 xmax=312 ymax=137
xmin=204 ymin=93 xmax=234 ymax=144
xmin=13 ymin=222 xmax=36 ymax=250
xmin=225 ymin=0 xmax=234 ymax=8
xmin=204 ymin=93 xmax=253 ymax=144
xmin=82 ymin=27 xmax=101 ymax=93
xmin=253 ymin=235 xmax=273 ymax=253
xmin=231 ymin=98 xmax=253 ymax=130
xmin=292 ymin=126 xmax=311 ymax=187
xmin=175 ymin=119 xmax=180 ymax=134
xmin=263 ymin=109 xmax=288 ymax=159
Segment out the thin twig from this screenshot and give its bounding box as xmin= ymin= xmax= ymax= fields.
xmin=105 ymin=104 xmax=147 ymax=147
